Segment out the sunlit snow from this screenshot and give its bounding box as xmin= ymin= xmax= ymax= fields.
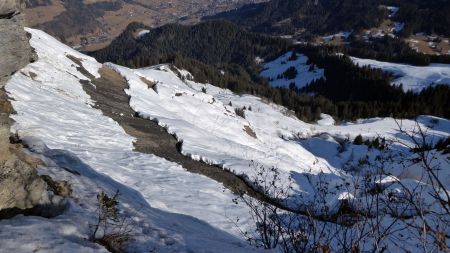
xmin=351 ymin=56 xmax=450 ymax=92
xmin=4 ymin=28 xmax=450 ymax=253
xmin=261 ymin=52 xmax=325 ymax=89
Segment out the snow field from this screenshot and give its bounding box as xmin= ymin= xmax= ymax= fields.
xmin=5 ymin=28 xmax=256 ymax=253
xmin=260 ymin=52 xmax=325 ymax=89
xmin=4 ymin=27 xmax=450 ymax=253
xmin=351 ymin=56 xmax=450 ymax=92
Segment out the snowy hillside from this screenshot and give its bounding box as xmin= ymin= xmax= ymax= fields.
xmin=261 ymin=52 xmax=325 ymax=89
xmin=4 ymin=28 xmax=450 ymax=252
xmin=111 ymin=62 xmax=450 ymax=213
xmin=4 ymin=28 xmax=255 ymax=253
xmin=351 ymin=56 xmax=450 ymax=92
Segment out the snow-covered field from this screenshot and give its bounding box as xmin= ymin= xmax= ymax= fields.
xmin=4 ymin=28 xmax=450 ymax=252
xmin=351 ymin=56 xmax=450 ymax=92
xmin=260 ymin=52 xmax=325 ymax=89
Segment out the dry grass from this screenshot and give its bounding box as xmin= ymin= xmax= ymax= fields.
xmin=244 ymin=125 xmax=257 ymax=139
xmin=406 ymin=35 xmax=450 ymax=55
xmin=139 ymin=76 xmax=157 ymax=89
xmin=24 ymin=0 xmax=65 ymax=27
xmin=98 ymin=67 xmax=126 ymax=84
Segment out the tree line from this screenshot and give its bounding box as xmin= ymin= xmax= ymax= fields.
xmin=91 ymin=21 xmax=450 ymax=122
xmin=205 ymin=0 xmax=387 ymax=39
xmin=206 ymin=0 xmax=450 ymax=38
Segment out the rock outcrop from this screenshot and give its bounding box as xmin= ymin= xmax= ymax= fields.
xmin=0 ymin=0 xmax=47 ymax=215
xmin=0 ymin=0 xmax=35 ymax=86
xmin=0 ymin=0 xmax=24 ymax=18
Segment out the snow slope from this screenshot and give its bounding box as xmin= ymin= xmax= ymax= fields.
xmin=261 ymin=52 xmax=325 ymax=89
xmin=4 ymin=28 xmax=255 ymax=253
xmin=351 ymin=56 xmax=450 ymax=92
xmin=109 ymin=61 xmax=450 ymax=213
xmin=4 ymin=28 xmax=450 ymax=252
xmin=112 ymin=63 xmax=347 ymax=210
xmin=110 ymin=61 xmax=449 ymax=252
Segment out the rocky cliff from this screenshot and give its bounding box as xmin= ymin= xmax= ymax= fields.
xmin=0 ymin=0 xmax=47 ymax=216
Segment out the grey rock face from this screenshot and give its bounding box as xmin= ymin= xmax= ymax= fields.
xmin=0 ymin=0 xmax=33 ymax=159
xmin=0 ymin=0 xmax=24 ymax=17
xmin=0 ymin=0 xmax=48 ymax=215
xmin=0 ymin=12 xmax=35 ymax=88
xmin=0 ymin=155 xmax=47 ymax=210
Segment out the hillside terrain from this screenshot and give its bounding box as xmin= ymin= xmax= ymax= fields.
xmin=206 ymin=0 xmax=450 ymax=56
xmin=92 ymin=21 xmax=450 ymax=121
xmin=23 ymin=0 xmax=266 ymax=51
xmin=206 ymin=0 xmax=386 ymax=37
xmin=2 ymin=26 xmax=450 ymax=252
xmin=1 ymin=0 xmax=450 ymax=252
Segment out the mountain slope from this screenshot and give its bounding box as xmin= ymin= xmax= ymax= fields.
xmin=205 ymin=0 xmax=386 ymax=37
xmin=92 ymin=21 xmax=450 ymax=122
xmin=351 ymin=56 xmax=450 ymax=92
xmin=385 ymin=0 xmax=450 ymax=36
xmin=91 ymin=20 xmax=289 ymax=93
xmin=206 ymin=0 xmax=450 ymax=38
xmin=4 ymin=28 xmax=256 ymax=253
xmin=4 ymin=27 xmax=450 ymax=252
xmin=92 ymin=20 xmax=289 ymax=67
xmin=24 ymin=0 xmax=266 ymax=51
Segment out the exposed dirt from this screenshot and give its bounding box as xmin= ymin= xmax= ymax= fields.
xmin=244 ymin=125 xmax=257 ymax=139
xmin=139 ymin=76 xmax=156 ymax=89
xmin=24 ymin=0 xmax=65 ymax=27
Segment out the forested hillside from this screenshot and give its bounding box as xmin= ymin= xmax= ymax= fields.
xmin=385 ymin=0 xmax=450 ymax=36
xmin=92 ymin=21 xmax=289 ymax=93
xmin=92 ymin=21 xmax=450 ymax=122
xmin=347 ymin=36 xmax=450 ymax=66
xmin=206 ymin=0 xmax=450 ymax=38
xmin=205 ymin=0 xmax=386 ymax=38
xmin=93 ymin=21 xmax=289 ymax=66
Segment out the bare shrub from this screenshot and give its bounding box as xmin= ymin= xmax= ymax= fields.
xmin=235 ymin=119 xmax=450 ymax=252
xmin=90 ymin=190 xmax=132 ymax=253
xmin=391 ymin=120 xmax=450 ymax=251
